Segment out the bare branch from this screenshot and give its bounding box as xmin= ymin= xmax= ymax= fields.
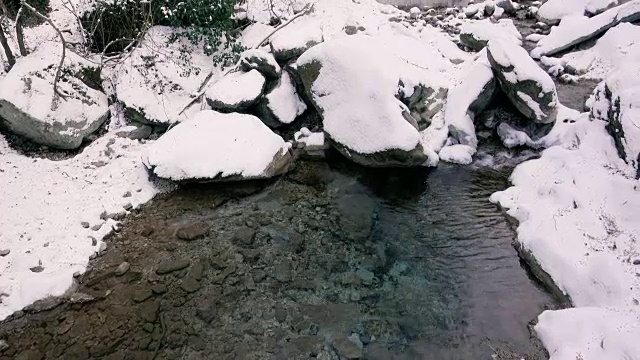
xmin=0 ymin=19 xmax=16 ymax=70
xmin=21 ymin=1 xmax=68 ymax=101
xmin=15 ymin=6 xmax=27 ymax=56
xmin=177 ymin=2 xmax=315 ymax=116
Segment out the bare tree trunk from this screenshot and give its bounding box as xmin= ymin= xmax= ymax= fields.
xmin=0 ymin=21 xmax=15 ymax=70
xmin=0 ymin=0 xmax=9 ymax=16
xmin=15 ymin=6 xmax=27 ymax=56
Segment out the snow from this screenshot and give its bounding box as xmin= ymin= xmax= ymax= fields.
xmin=497 ymin=105 xmax=582 ymax=149
xmin=459 ymin=18 xmax=522 ymax=47
xmin=538 ymin=0 xmax=634 ymax=23
xmin=296 ymin=33 xmax=453 ymax=155
xmin=438 ymin=144 xmax=475 ymax=164
xmin=536 ymin=307 xmax=640 ymax=360
xmin=488 ymin=39 xmax=556 ymax=94
xmin=297 ymin=131 xmax=327 ymax=151
xmin=266 ymin=72 xmax=307 ymax=124
xmin=269 ymin=15 xmax=324 ymax=59
xmin=143 ymin=111 xmax=290 ymax=181
xmin=110 ymin=26 xmax=217 ymax=126
xmin=206 ymin=70 xmax=265 ymax=109
xmin=0 ymin=134 xmax=158 ymax=320
xmin=531 ymin=0 xmax=640 ymax=58
xmin=444 ymin=50 xmax=494 ymax=149
xmin=240 ymin=23 xmax=275 ymax=48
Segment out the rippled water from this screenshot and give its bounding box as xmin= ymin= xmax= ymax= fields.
xmin=306 ymin=156 xmax=555 ymax=358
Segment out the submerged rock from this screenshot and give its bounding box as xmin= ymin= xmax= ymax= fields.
xmin=143 ymin=111 xmax=292 ymax=181
xmin=487 ymin=39 xmax=558 ymax=124
xmin=0 ymin=42 xmax=109 ymax=149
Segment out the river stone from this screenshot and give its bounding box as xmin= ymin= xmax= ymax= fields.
xmin=151 ymin=284 xmax=168 ymax=294
xmin=175 ymin=220 xmax=210 ymax=241
xmin=487 ymin=39 xmax=558 ymax=124
xmin=138 ymin=301 xmax=160 ymax=322
xmin=114 ymin=262 xmax=130 ymax=276
xmin=156 ymin=259 xmax=190 ymax=274
xmin=206 ymin=70 xmax=265 ymax=112
xmin=332 ymin=337 xmax=362 ymax=359
xmin=180 ymin=277 xmax=201 ymax=293
xmin=239 ymin=49 xmax=281 ymax=79
xmin=0 ymin=42 xmax=109 ymax=149
xmin=0 ymin=249 xmax=10 ymax=257
xmin=115 ymin=124 xmax=153 ymax=140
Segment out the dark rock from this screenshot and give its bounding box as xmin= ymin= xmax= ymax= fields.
xmin=634 ymin=259 xmax=640 ymax=265
xmin=151 ymin=284 xmax=168 ymax=295
xmin=274 ymin=262 xmax=292 ymax=283
xmin=138 ymin=301 xmax=160 ymax=322
xmin=239 ymin=49 xmax=281 ymax=79
xmin=233 ymin=227 xmax=256 ymax=246
xmin=332 ymin=337 xmax=362 ymax=359
xmin=180 ymin=277 xmax=201 ymax=293
xmin=132 ymin=288 xmax=153 ymax=303
xmin=81 ymin=221 xmax=90 ymax=228
xmin=63 ymin=344 xmax=89 ymax=360
xmin=175 ymin=220 xmax=210 ymax=241
xmin=0 ymin=249 xmax=9 ymax=257
xmin=15 ymin=349 xmax=43 ymax=360
xmin=195 ymin=299 xmax=218 ymax=323
xmin=141 ymin=226 xmax=154 ymax=237
xmin=156 ymin=259 xmax=190 ymax=275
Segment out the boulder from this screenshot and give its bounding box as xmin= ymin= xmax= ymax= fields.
xmin=487 ymin=39 xmax=558 ymax=124
xmin=270 ymin=16 xmax=323 ymax=63
xmin=255 ymin=71 xmax=307 ymax=128
xmin=495 ymin=0 xmax=518 ymax=14
xmin=206 ymin=70 xmax=265 ymax=112
xmin=0 ymin=42 xmax=109 ymax=149
xmin=296 ymin=34 xmax=454 ymax=167
xmin=532 ymin=1 xmax=640 ymax=58
xmin=459 ymin=19 xmax=522 ymax=51
xmin=113 ymin=26 xmax=215 ymax=127
xmin=397 ymin=81 xmax=448 ymax=131
xmin=445 ymin=50 xmax=497 ymax=149
xmin=239 ymin=49 xmax=281 ymax=79
xmin=143 ymin=110 xmax=292 ymax=181
xmin=590 ymin=64 xmax=640 ymax=173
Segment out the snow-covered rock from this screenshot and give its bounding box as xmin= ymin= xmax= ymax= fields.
xmin=270 ymin=16 xmax=324 ymax=63
xmin=110 ymin=26 xmax=216 ymax=127
xmin=296 ymin=34 xmax=454 ymax=167
xmin=0 ymin=42 xmax=108 ymax=149
xmin=143 ymin=110 xmax=292 ymax=181
xmin=256 ymin=71 xmax=307 ymax=128
xmin=206 ymin=70 xmax=266 ymax=112
xmin=531 ymin=1 xmax=640 ymax=59
xmin=445 ymin=50 xmax=496 ymax=149
xmin=496 ymin=105 xmax=581 ymax=149
xmin=537 ymin=0 xmax=634 ymax=24
xmin=239 ymin=49 xmax=281 ymax=79
xmin=459 ymin=18 xmax=522 ymax=51
xmin=438 ymin=144 xmax=475 ymax=164
xmin=240 ymin=23 xmax=275 ymax=48
xmin=590 ymin=63 xmax=640 ymax=172
xmin=397 ymin=80 xmax=448 ymax=131
xmin=487 ymin=39 xmax=559 ymax=124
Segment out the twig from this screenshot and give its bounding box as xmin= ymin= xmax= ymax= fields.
xmin=0 ymin=15 xmax=15 ymax=69
xmin=177 ymin=2 xmax=315 ymax=116
xmin=21 ymin=1 xmax=68 ymax=101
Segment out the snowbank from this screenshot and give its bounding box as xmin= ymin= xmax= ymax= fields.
xmin=143 ymin=110 xmax=292 ymax=181
xmin=459 ymin=18 xmax=522 ymax=51
xmin=0 ymin=134 xmax=157 ymax=320
xmin=538 ymin=0 xmax=633 ymax=23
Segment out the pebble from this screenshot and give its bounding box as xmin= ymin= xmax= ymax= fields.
xmin=123 ymin=203 xmax=133 ymax=211
xmin=633 ymin=259 xmax=640 ymax=265
xmin=114 ymin=262 xmax=130 ymax=276
xmin=233 ymin=227 xmax=256 ymax=246
xmin=91 ymin=223 xmax=102 ymax=231
xmin=156 ymin=259 xmax=191 ymax=275
xmin=0 ymin=249 xmax=10 ymax=257
xmin=123 ymin=191 xmax=132 ymax=198
xmin=151 ymin=284 xmax=168 ymax=294
xmin=81 ymin=221 xmax=90 ymax=228
xmin=180 ymin=277 xmax=201 ymax=293
xmin=175 ymin=220 xmax=210 ymax=241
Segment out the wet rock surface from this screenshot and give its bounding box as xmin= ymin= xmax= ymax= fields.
xmin=0 ymin=157 xmax=557 ymax=359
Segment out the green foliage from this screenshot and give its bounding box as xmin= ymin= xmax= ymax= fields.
xmin=81 ymin=0 xmax=241 ymax=66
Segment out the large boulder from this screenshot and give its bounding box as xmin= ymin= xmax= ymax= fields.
xmin=270 ymin=16 xmax=324 ymax=63
xmin=537 ymin=0 xmax=634 ymax=24
xmin=112 ymin=26 xmax=215 ymax=127
xmin=0 ymin=42 xmax=109 ymax=149
xmin=445 ymin=49 xmax=497 ymax=149
xmin=206 ymin=70 xmax=266 ymax=112
xmin=255 ymin=71 xmax=307 ymax=128
xmin=296 ymin=34 xmax=454 ymax=167
xmin=459 ymin=19 xmax=522 ymax=51
xmin=590 ymin=62 xmax=640 ymax=174
xmin=143 ymin=110 xmax=292 ymax=181
xmin=487 ymin=39 xmax=559 ymax=124
xmin=531 ymin=1 xmax=640 ymax=58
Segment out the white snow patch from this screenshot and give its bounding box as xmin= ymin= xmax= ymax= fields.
xmin=206 ymin=70 xmax=265 ymax=108
xmin=438 ymin=144 xmax=475 ymax=164
xmin=460 ymin=18 xmax=522 ymax=47
xmin=266 ymin=72 xmax=307 ymax=124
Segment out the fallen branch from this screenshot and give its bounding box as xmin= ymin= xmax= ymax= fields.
xmin=0 ymin=19 xmax=15 ymax=70
xmin=177 ymin=2 xmax=315 ymax=116
xmin=22 ymin=1 xmax=68 ymax=100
